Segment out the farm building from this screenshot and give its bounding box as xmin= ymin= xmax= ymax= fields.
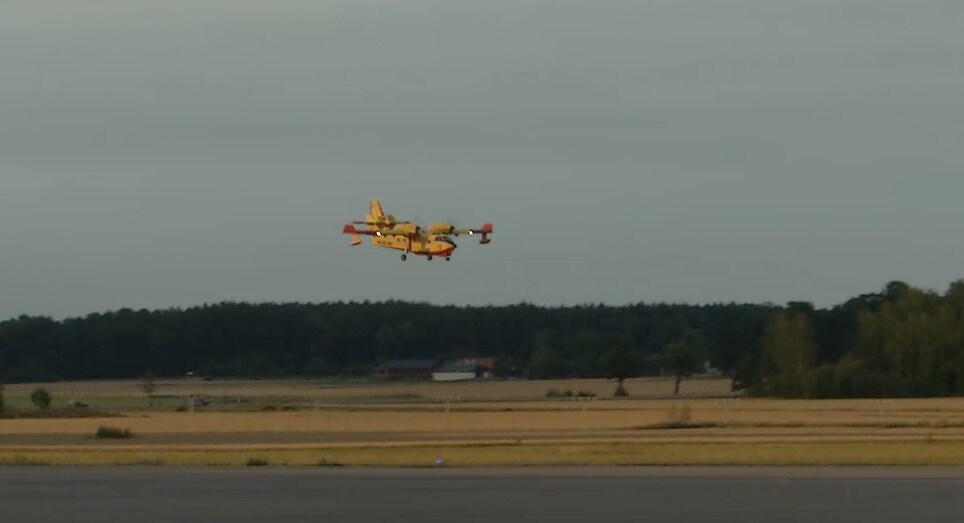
xmin=373 ymin=359 xmax=441 ymax=380
xmin=455 ymin=357 xmax=495 ymax=376
xmin=432 ymin=362 xmax=481 ymax=382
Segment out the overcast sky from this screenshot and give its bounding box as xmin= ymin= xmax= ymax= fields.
xmin=2 ymin=1 xmax=963 ymax=319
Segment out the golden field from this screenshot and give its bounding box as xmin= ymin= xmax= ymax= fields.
xmin=2 ymin=377 xmax=963 ymax=466
xmin=2 ymin=376 xmax=733 ymax=406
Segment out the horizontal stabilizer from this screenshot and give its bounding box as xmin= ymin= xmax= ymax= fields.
xmin=343 ymin=224 xmax=379 ymax=236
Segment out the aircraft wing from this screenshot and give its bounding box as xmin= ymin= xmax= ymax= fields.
xmin=376 ymin=227 xmax=416 ymax=237
xmin=343 ymin=224 xmax=415 ymax=237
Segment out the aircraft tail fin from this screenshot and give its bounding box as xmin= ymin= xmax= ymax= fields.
xmin=366 ymin=199 xmax=389 ymax=231
xmin=369 ymin=200 xmax=386 ymax=220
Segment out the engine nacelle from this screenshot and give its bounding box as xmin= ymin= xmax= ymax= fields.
xmin=429 ymin=223 xmax=455 ymax=235
xmin=390 ymin=223 xmax=418 ymax=235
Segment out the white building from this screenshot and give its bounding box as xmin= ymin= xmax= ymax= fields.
xmin=431 ymin=362 xmax=479 ymax=382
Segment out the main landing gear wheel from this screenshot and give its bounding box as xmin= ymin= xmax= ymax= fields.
xmin=401 ymin=253 xmax=407 ymax=261
xmin=427 ymin=256 xmax=433 ymax=261
xmin=446 ymin=257 xmax=451 ymax=261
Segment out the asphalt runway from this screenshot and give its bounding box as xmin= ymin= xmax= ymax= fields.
xmin=1 ymin=467 xmax=961 ymax=522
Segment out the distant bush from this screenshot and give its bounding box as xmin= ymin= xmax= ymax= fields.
xmin=95 ymin=426 xmax=135 ymax=439
xmin=30 ymin=388 xmax=52 ymax=410
xmin=0 ymin=383 xmax=5 ymax=414
xmin=246 ymin=458 xmax=269 ymax=466
xmin=614 ymin=384 xmax=629 ymax=397
xmin=547 ymin=389 xmax=595 ymax=399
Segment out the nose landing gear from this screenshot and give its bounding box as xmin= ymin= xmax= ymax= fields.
xmin=401 ymin=253 xmax=407 ymax=261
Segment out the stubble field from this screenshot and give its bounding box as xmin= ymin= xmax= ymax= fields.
xmin=2 ymin=377 xmax=963 ymax=466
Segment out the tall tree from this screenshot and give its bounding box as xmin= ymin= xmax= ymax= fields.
xmin=605 ymin=345 xmax=639 ymax=397
xmin=663 ymin=340 xmax=702 ymax=395
xmin=759 ymin=312 xmax=817 ymax=397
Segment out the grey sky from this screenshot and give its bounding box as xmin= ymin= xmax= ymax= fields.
xmin=2 ymin=1 xmax=963 ymax=319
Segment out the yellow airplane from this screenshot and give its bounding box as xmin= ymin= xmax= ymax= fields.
xmin=342 ymin=199 xmax=492 ymax=261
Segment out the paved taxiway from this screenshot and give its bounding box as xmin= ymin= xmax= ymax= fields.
xmin=1 ymin=467 xmax=960 ymax=522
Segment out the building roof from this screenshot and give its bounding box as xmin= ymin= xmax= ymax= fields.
xmin=456 ymin=357 xmax=495 ymax=370
xmin=383 ymin=359 xmax=440 ymax=371
xmin=435 ymin=362 xmax=479 ymax=373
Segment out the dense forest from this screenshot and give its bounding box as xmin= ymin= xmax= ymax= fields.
xmin=0 ymin=281 xmax=962 ymax=398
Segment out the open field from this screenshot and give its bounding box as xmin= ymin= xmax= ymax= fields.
xmin=2 ymin=378 xmax=963 ymax=466
xmin=1 ymin=376 xmax=735 ymax=410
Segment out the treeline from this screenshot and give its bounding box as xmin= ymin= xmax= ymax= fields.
xmin=755 ymin=281 xmax=964 ymax=398
xmin=0 ymin=281 xmax=962 ymax=398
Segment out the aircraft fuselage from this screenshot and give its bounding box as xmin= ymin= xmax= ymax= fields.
xmin=372 ymin=235 xmax=456 ymax=258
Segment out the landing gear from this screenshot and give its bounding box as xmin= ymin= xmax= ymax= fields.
xmin=427 ymin=256 xmax=433 ymax=261
xmin=401 ymin=253 xmax=407 ymax=261
xmin=445 ymin=257 xmax=451 ymax=261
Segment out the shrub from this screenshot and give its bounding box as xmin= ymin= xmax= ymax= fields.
xmin=246 ymin=458 xmax=269 ymax=466
xmin=30 ymin=388 xmax=52 ymax=410
xmin=548 ymin=389 xmax=593 ymax=399
xmin=95 ymin=426 xmax=135 ymax=439
xmin=0 ymin=383 xmax=5 ymax=414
